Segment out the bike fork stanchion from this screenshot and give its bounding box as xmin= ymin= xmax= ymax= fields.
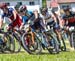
xmin=70 ymin=33 xmax=74 ymax=47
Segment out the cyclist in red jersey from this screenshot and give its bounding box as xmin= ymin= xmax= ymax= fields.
xmin=63 ymin=8 xmax=75 ymax=27
xmin=0 ymin=3 xmax=22 ymax=30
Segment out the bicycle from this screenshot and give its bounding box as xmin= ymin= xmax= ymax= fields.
xmin=7 ymin=28 xmax=22 ymax=53
xmin=21 ymin=23 xmax=60 ymax=54
xmin=4 ymin=25 xmax=22 ymax=53
xmin=42 ymin=26 xmax=60 ymax=54
xmin=21 ymin=23 xmax=42 ymax=54
xmin=0 ymin=29 xmax=15 ymax=53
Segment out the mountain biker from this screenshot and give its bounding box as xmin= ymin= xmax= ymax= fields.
xmin=62 ymin=7 xmax=75 ymax=28
xmin=0 ymin=3 xmax=22 ymax=30
xmin=62 ymin=7 xmax=75 ymax=37
xmin=19 ymin=5 xmax=44 ymax=45
xmin=51 ymin=10 xmax=64 ymax=48
xmin=19 ymin=5 xmax=34 ymax=28
xmin=62 ymin=7 xmax=75 ymax=48
xmin=40 ymin=7 xmax=55 ymax=30
xmin=31 ymin=9 xmax=44 ymax=45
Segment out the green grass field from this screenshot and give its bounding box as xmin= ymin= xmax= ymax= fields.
xmin=0 ymin=38 xmax=74 ymax=61
xmin=0 ymin=50 xmax=75 ymax=61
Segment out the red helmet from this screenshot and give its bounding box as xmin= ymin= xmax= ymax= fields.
xmin=0 ymin=3 xmax=7 ymax=9
xmin=19 ymin=5 xmax=27 ymax=12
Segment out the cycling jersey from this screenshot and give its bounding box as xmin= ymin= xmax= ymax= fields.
xmin=40 ymin=12 xmax=55 ymax=30
xmin=22 ymin=16 xmax=28 ymax=24
xmin=22 ymin=11 xmax=33 ymax=24
xmin=62 ymin=12 xmax=75 ymax=26
xmin=52 ymin=13 xmax=61 ymax=30
xmin=21 ymin=10 xmax=44 ymax=32
xmin=41 ymin=12 xmax=52 ymax=24
xmin=31 ymin=17 xmax=44 ymax=32
xmin=2 ymin=8 xmax=22 ymax=28
xmin=30 ymin=13 xmax=44 ymax=32
xmin=27 ymin=11 xmax=33 ymax=17
xmin=2 ymin=8 xmax=14 ymax=19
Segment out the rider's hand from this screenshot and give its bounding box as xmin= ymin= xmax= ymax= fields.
xmin=66 ymin=26 xmax=69 ymax=30
xmin=6 ymin=25 xmax=12 ymax=31
xmin=6 ymin=26 xmax=10 ymax=30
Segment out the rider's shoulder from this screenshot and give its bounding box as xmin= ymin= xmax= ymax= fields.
xmin=28 ymin=11 xmax=33 ymax=14
xmin=61 ymin=14 xmax=66 ymax=17
xmin=27 ymin=11 xmax=34 ymax=16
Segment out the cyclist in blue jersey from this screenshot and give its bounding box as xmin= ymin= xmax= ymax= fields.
xmin=19 ymin=5 xmax=33 ymax=25
xmin=19 ymin=5 xmax=44 ymax=45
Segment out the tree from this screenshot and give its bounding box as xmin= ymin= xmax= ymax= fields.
xmin=42 ymin=0 xmax=47 ymax=7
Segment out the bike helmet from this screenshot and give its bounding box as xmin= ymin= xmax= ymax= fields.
xmin=0 ymin=3 xmax=7 ymax=9
xmin=19 ymin=5 xmax=27 ymax=12
xmin=63 ymin=6 xmax=70 ymax=12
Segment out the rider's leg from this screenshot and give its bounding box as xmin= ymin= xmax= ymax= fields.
xmin=0 ymin=18 xmax=3 ymax=29
xmin=30 ymin=25 xmax=35 ymax=45
xmin=30 ymin=31 xmax=35 ymax=44
xmin=54 ymin=29 xmax=63 ymax=47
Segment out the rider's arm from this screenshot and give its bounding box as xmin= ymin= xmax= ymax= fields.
xmin=45 ymin=15 xmax=51 ymax=20
xmin=40 ymin=17 xmax=46 ymax=29
xmin=52 ymin=15 xmax=57 ymax=23
xmin=65 ymin=19 xmax=68 ymax=25
xmin=44 ymin=12 xmax=51 ymax=20
xmin=63 ymin=16 xmax=68 ymax=26
xmin=12 ymin=10 xmax=17 ymax=20
xmin=40 ymin=14 xmax=47 ymax=28
xmin=19 ymin=22 xmax=24 ymax=30
xmin=0 ymin=15 xmax=3 ymax=29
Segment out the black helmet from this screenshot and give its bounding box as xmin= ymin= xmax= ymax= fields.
xmin=0 ymin=3 xmax=8 ymax=9
xmin=15 ymin=3 xmax=22 ymax=11
xmin=40 ymin=7 xmax=48 ymax=14
xmin=63 ymin=6 xmax=70 ymax=12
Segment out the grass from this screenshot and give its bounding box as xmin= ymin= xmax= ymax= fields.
xmin=0 ymin=50 xmax=75 ymax=61
xmin=0 ymin=39 xmax=74 ymax=61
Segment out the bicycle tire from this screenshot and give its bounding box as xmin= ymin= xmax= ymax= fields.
xmin=21 ymin=33 xmax=42 ymax=54
xmin=12 ymin=32 xmax=21 ymax=53
xmin=2 ymin=34 xmax=15 ymax=53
